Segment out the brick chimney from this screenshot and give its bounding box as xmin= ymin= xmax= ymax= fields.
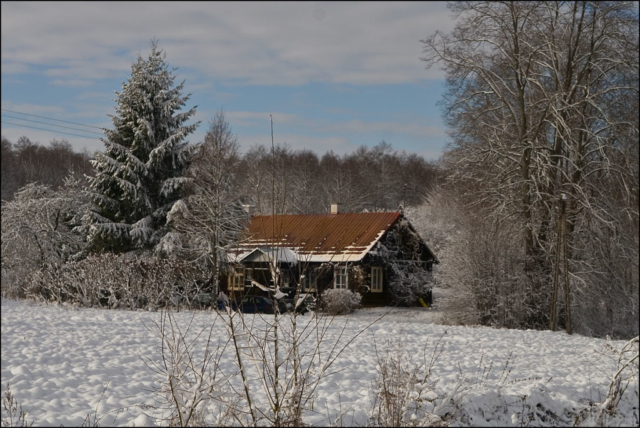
xmin=330 ymin=202 xmax=342 ymax=215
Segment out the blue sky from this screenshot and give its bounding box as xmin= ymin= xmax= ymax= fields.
xmin=1 ymin=2 xmax=455 ymax=160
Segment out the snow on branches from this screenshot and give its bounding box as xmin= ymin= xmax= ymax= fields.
xmin=1 ymin=173 xmax=89 ymax=298
xmin=85 ymin=40 xmax=199 ymax=253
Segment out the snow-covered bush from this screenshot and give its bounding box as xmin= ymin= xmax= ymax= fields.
xmin=321 ymin=288 xmax=361 ymax=315
xmin=408 ymin=190 xmax=552 ymax=330
xmin=387 ymin=264 xmax=433 ymax=307
xmin=23 ymin=253 xmax=206 ymax=310
xmin=1 ymin=174 xmax=89 ymax=299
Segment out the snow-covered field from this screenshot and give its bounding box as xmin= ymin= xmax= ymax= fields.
xmin=1 ymin=298 xmax=637 ymax=427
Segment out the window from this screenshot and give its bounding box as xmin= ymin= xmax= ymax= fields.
xmin=229 ymin=268 xmax=244 ymax=291
xmin=371 ymin=267 xmax=383 ymax=293
xmin=281 ymin=270 xmax=291 ymax=287
xmin=302 ymin=269 xmax=317 ymax=292
xmin=334 ymin=266 xmax=348 ymax=289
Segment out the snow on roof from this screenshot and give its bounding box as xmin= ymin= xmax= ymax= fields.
xmin=235 ymin=247 xmax=299 ymax=264
xmin=229 ymin=212 xmax=402 ymax=263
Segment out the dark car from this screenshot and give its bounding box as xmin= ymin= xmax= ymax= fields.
xmin=231 ymin=296 xmax=276 ymax=314
xmin=230 ymin=296 xmax=294 ymax=314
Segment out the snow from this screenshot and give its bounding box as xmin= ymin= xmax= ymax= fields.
xmin=1 ymin=298 xmax=637 ymax=427
xmin=236 ymin=246 xmax=299 ymax=264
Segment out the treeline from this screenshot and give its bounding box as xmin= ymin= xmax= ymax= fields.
xmin=1 ymin=134 xmax=438 ymax=214
xmin=235 ymin=141 xmax=439 ymax=215
xmin=1 ymin=136 xmax=93 ymax=201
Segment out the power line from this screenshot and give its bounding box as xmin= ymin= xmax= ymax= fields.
xmin=0 ymin=108 xmax=105 ymax=130
xmin=1 ymin=113 xmax=104 ymax=136
xmin=1 ymin=120 xmax=101 ymax=140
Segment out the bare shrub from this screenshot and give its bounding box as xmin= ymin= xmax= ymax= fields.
xmin=141 ymin=310 xmax=234 ymax=427
xmin=141 ymin=291 xmax=382 ymax=426
xmin=1 ymin=384 xmax=33 ymax=427
xmin=79 ymin=381 xmax=112 ymax=427
xmin=368 ymin=333 xmax=446 ymax=427
xmin=576 ymin=336 xmax=640 ymax=426
xmin=321 ymin=289 xmax=361 ymax=315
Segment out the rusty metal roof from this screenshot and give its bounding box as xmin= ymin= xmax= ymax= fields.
xmin=233 ymin=212 xmax=402 ymax=262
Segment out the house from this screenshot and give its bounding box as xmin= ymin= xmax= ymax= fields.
xmin=224 ymin=203 xmax=439 ymax=306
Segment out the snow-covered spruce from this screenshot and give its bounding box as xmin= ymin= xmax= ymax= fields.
xmin=82 ymin=40 xmax=199 ymax=253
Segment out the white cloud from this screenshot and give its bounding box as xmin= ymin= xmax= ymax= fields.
xmin=1 ymin=2 xmax=453 ymax=86
xmin=51 ymin=79 xmax=95 ymax=87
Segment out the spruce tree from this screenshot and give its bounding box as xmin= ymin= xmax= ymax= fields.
xmin=84 ymin=40 xmax=199 ymax=253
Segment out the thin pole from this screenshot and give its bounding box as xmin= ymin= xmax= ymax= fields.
xmin=271 ymin=114 xmax=275 ymax=219
xmin=562 ymin=194 xmax=572 ymax=334
xmin=549 ymin=195 xmax=564 ymax=331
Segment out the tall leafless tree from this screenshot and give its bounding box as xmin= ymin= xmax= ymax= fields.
xmin=167 ymin=110 xmax=248 ymax=302
xmin=421 ymin=1 xmax=639 ymax=336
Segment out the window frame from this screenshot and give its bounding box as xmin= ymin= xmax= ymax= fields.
xmin=281 ymin=270 xmax=291 ymax=287
xmin=229 ymin=268 xmax=245 ymax=291
xmin=371 ymin=266 xmax=383 ymax=293
xmin=334 ymin=266 xmax=348 ymax=289
xmin=302 ymin=269 xmax=317 ymax=292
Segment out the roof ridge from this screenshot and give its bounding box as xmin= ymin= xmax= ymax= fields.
xmin=252 ymin=211 xmax=401 ymax=218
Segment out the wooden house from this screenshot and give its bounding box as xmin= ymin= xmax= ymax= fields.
xmin=224 ymin=203 xmax=438 ymax=306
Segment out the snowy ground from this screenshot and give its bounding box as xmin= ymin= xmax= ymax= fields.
xmin=1 ymin=297 xmax=637 ymax=427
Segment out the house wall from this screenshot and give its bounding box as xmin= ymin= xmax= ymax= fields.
xmin=224 ymin=256 xmax=432 ymax=307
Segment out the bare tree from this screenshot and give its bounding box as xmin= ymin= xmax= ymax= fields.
xmin=167 ymin=110 xmax=249 ymax=303
xmin=421 ymin=1 xmax=639 ymax=336
xmin=1 ymin=136 xmax=93 ymax=202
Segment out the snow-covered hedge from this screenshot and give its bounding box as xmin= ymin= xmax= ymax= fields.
xmin=24 ymin=253 xmax=206 ymax=310
xmin=321 ymin=288 xmax=361 ymax=315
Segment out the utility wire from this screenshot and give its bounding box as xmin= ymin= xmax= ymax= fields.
xmin=1 ymin=113 xmax=104 ymax=135
xmin=0 ymin=108 xmax=104 ymax=130
xmin=1 ymin=120 xmax=101 ymax=140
